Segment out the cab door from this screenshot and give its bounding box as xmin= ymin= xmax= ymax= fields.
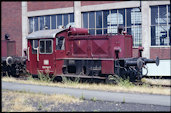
xmin=38 ymin=39 xmax=55 ymax=74
xmin=27 ymin=39 xmax=39 ymax=75
xmin=55 ymin=35 xmax=66 ymax=75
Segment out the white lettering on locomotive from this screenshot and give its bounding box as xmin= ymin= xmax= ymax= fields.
xmin=42 ymin=66 xmax=51 ymax=69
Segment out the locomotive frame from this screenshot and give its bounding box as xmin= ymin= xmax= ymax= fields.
xmin=25 ymin=27 xmax=159 ymax=82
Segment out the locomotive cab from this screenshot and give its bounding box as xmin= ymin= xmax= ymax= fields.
xmin=26 ymin=28 xmax=68 ymax=75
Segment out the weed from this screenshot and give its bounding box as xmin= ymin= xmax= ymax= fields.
xmin=38 ymin=102 xmax=43 ymax=111
xmin=91 ymin=97 xmax=96 ymax=102
xmin=122 ymin=97 xmax=125 ymax=104
xmin=80 ymin=93 xmax=85 ymax=100
xmin=118 ymin=78 xmax=134 ymax=88
xmin=37 ymin=70 xmax=56 ymax=83
xmin=27 ymin=75 xmax=35 ymax=81
xmin=62 ymin=76 xmax=80 ymax=85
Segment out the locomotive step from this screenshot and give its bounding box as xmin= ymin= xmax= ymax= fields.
xmin=57 ymin=74 xmax=106 ymax=80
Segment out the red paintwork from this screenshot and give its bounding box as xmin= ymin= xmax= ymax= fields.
xmin=26 ymin=28 xmax=133 ymax=75
xmin=101 ymin=60 xmax=114 ymax=74
xmin=68 ymin=28 xmax=89 ymax=35
xmin=68 ymin=34 xmax=132 ymax=59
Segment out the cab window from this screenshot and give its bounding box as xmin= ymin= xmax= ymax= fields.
xmin=39 ymin=39 xmax=53 ymax=54
xmin=56 ymin=36 xmax=65 ymax=50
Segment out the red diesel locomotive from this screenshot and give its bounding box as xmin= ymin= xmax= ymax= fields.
xmin=25 ymin=27 xmax=159 ymax=82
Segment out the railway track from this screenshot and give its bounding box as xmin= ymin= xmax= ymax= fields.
xmin=4 ymin=74 xmax=171 ymax=88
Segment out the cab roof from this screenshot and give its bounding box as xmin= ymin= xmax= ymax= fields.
xmin=26 ymin=28 xmax=67 ymax=39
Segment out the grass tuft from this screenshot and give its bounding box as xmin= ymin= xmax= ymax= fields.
xmin=37 ymin=70 xmax=56 ymax=83
xmin=2 ymin=89 xmax=81 ymax=112
xmin=2 ymin=75 xmax=171 ymax=95
xmin=118 ymin=78 xmax=134 ymax=88
xmin=80 ymin=93 xmax=85 ymax=100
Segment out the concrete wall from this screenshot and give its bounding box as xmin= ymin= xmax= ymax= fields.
xmin=143 ymin=60 xmax=171 ymax=76
xmin=22 ymin=2 xmax=28 ymax=56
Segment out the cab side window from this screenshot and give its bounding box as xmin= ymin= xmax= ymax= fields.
xmin=31 ymin=40 xmax=38 ymax=54
xmin=56 ymin=36 xmax=65 ymax=50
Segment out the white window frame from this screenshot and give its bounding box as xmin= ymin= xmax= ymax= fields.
xmin=39 ymin=39 xmax=53 ymax=54
xmin=150 ymin=5 xmax=170 ymax=47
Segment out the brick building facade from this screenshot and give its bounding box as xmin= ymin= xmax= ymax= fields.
xmin=1 ymin=2 xmax=22 ymax=56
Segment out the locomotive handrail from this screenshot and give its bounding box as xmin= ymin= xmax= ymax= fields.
xmin=37 ymin=47 xmax=39 ymax=61
xmin=28 ymin=47 xmax=30 ymax=61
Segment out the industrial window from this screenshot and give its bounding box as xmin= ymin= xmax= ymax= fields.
xmin=34 ymin=17 xmax=38 ymax=31
xmin=51 ymin=15 xmax=56 ymax=29
xmin=45 ymin=16 xmax=50 ymax=30
xmin=151 ymin=5 xmax=170 ymax=46
xmin=29 ymin=17 xmax=33 ymax=33
xmin=126 ymin=8 xmax=142 ymax=47
xmin=96 ymin=11 xmax=102 ymax=34
xmin=40 ymin=16 xmax=44 ymax=30
xmin=39 ymin=40 xmax=53 ymax=54
xmin=64 ymin=14 xmax=69 ymax=27
xmin=56 ymin=36 xmax=65 ymax=50
xmin=82 ymin=8 xmax=142 ymax=47
xmin=57 ymin=14 xmax=62 ymax=28
xmin=28 ymin=13 xmax=74 ymax=33
xmin=70 ymin=13 xmax=74 ymax=22
xmin=89 ymin=12 xmax=95 ymax=35
xmin=31 ymin=40 xmax=38 ymax=54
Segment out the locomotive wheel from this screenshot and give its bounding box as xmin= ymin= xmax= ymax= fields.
xmin=6 ymin=56 xmax=13 ymax=66
xmin=105 ymin=74 xmax=120 ymax=84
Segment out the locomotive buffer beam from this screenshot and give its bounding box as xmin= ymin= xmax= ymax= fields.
xmin=125 ymin=57 xmax=159 ymax=69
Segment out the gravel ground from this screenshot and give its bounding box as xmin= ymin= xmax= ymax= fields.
xmin=24 ymin=99 xmax=171 ymax=112
xmin=49 ymin=100 xmax=171 ymax=112
xmin=2 ymin=90 xmax=170 ymax=112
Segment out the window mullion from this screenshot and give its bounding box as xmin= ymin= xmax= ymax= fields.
xmin=81 ymin=13 xmax=83 ymax=28
xmin=44 ymin=40 xmax=46 ymax=53
xmin=56 ymin=15 xmax=58 ymax=29
xmin=33 ymin=17 xmax=34 ymax=32
xmin=117 ymin=10 xmax=118 ymax=29
xmin=50 ymin=16 xmax=51 ymax=29
xmin=62 ymin=15 xmax=64 ymax=26
xmin=109 ymin=10 xmax=111 ymax=33
xmin=68 ymin=14 xmax=70 ymax=24
xmin=95 ymin=12 xmax=96 ymax=35
xmin=102 ymin=11 xmax=104 ymax=34
xmin=44 ymin=16 xmax=45 ymax=29
xmin=38 ymin=17 xmax=40 ymax=31
xmin=88 ymin=13 xmax=89 ymax=33
xmin=158 ymin=6 xmax=159 ymax=46
xmin=166 ymin=5 xmax=169 ymax=44
xmin=125 ymin=9 xmax=127 ymax=32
